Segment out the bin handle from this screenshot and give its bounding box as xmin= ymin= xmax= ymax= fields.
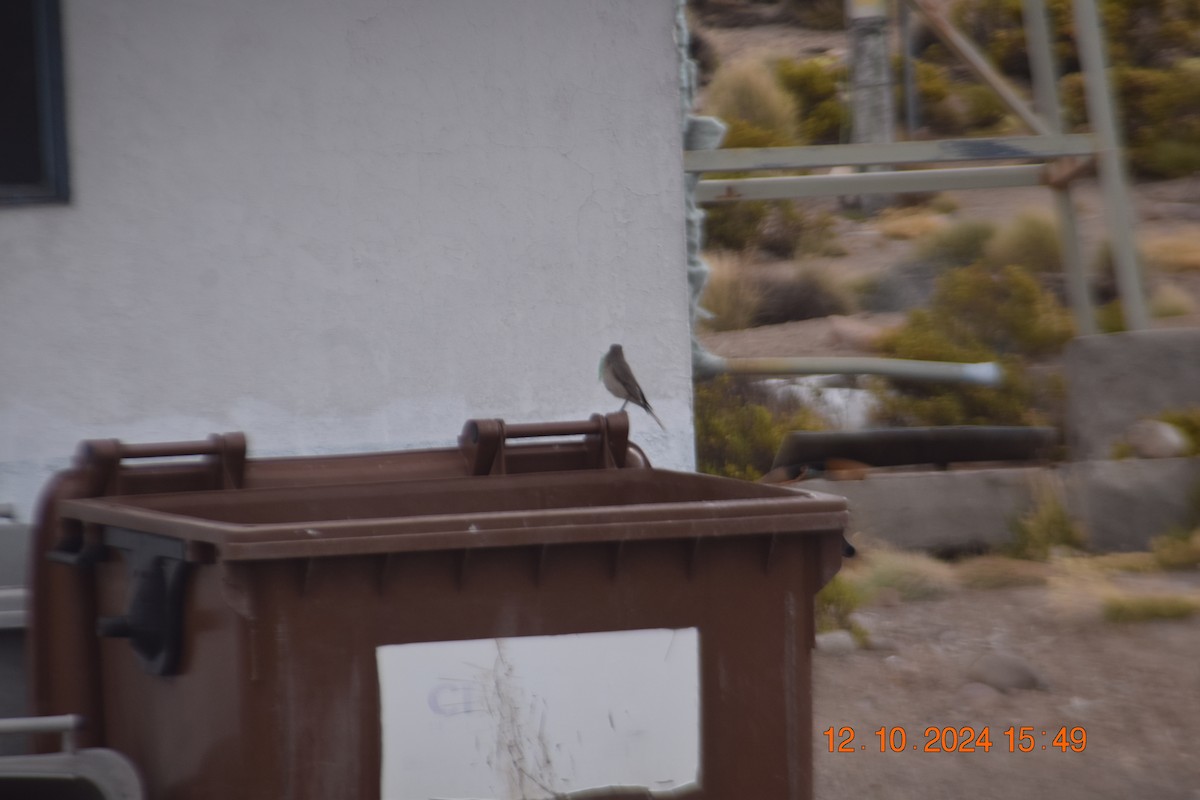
xmin=48 ymin=434 xmax=248 ymax=567
xmin=73 ymin=433 xmax=248 ymax=496
xmin=459 ymin=412 xmax=632 ymax=475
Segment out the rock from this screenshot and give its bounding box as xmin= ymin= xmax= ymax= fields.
xmin=816 ymin=630 xmax=858 ymax=654
xmin=830 ymin=315 xmax=888 ymax=351
xmin=959 ymin=681 xmax=1003 ymax=710
xmin=872 ymin=587 xmax=903 ymax=607
xmin=966 ymin=652 xmax=1048 ymax=692
xmin=847 ymin=611 xmax=879 ymax=634
xmin=1064 ymin=696 xmax=1098 ymax=720
xmin=864 ymin=635 xmax=897 ymax=652
xmin=1125 ymin=419 xmax=1191 ymax=459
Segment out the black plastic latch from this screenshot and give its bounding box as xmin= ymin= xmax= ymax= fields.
xmin=95 ymin=527 xmax=191 ymax=676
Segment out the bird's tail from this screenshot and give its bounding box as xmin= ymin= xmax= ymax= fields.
xmin=646 ymin=405 xmax=666 ymax=431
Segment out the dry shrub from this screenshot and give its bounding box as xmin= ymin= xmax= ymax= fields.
xmin=694 ymin=375 xmax=827 ymax=481
xmin=703 ymin=59 xmax=798 ymax=144
xmin=1154 ymin=408 xmax=1200 ymax=456
xmin=815 ymin=574 xmax=864 ymax=632
xmin=983 ymin=213 xmax=1062 ymax=275
xmin=913 ymin=219 xmax=996 ymax=270
xmin=773 ymin=57 xmax=848 ymax=144
xmin=878 ymin=208 xmax=949 ymax=241
xmin=845 ymin=548 xmax=957 ymax=602
xmin=1141 ymin=230 xmax=1200 ymax=274
xmin=1103 ymin=592 xmax=1199 ymax=623
xmin=1150 ymin=283 xmax=1198 ymax=318
xmin=1151 ymin=529 xmax=1200 ymax=570
xmin=1009 ymin=474 xmax=1085 ymax=561
xmin=704 ymin=200 xmax=769 ymax=253
xmin=786 ymin=0 xmax=846 ymax=31
xmin=957 ymin=555 xmax=1050 ymax=589
xmin=700 ymin=251 xmax=762 ymax=332
xmin=1085 ymin=552 xmax=1161 ymax=573
xmin=752 ymin=267 xmax=852 ymax=326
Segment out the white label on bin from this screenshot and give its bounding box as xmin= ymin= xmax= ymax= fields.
xmin=377 ymin=628 xmax=699 ymax=800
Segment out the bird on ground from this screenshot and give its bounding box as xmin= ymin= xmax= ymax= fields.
xmin=600 ymin=344 xmax=665 ymax=430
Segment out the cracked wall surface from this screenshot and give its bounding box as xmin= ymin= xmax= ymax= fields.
xmin=0 ymin=0 xmax=694 ymax=517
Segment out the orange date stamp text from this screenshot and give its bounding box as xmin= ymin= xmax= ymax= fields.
xmin=822 ymin=725 xmax=1088 ymax=754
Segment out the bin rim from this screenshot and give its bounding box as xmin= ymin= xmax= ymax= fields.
xmin=57 ymin=467 xmax=848 ymax=562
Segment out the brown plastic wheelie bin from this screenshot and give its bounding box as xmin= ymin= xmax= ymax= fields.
xmin=28 ymin=413 xmax=848 ymax=800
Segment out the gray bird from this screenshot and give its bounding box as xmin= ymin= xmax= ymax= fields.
xmin=600 ymin=344 xmax=665 ymax=429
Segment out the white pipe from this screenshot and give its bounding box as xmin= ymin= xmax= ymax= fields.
xmin=694 ymin=352 xmax=1004 ymax=386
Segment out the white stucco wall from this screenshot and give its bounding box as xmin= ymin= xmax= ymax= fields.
xmin=0 ymin=0 xmax=692 ymax=519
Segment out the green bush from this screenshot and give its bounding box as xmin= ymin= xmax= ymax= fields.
xmin=801 ymin=98 xmax=850 ymax=145
xmin=1103 ymin=593 xmax=1199 ymax=623
xmin=953 ymin=0 xmax=1200 ymax=76
xmin=1008 ymin=477 xmax=1085 ymax=561
xmin=720 ymin=117 xmax=797 ymax=150
xmin=785 ymin=0 xmax=846 ymax=31
xmin=700 ymin=118 xmax=804 ymax=254
xmin=816 ymin=574 xmax=864 ymax=632
xmin=1096 ymin=300 xmax=1126 ymax=333
xmin=1150 ymin=529 xmax=1200 ymax=570
xmin=703 ymin=200 xmax=771 ymax=252
xmin=1133 ymin=139 xmax=1200 ymax=180
xmin=775 ymin=57 xmax=841 ymax=106
xmin=774 ymin=58 xmax=848 ymax=144
xmin=962 ymin=84 xmax=1008 ymax=129
xmin=695 ymin=375 xmax=826 ymax=480
xmin=1062 ymin=65 xmax=1200 ymax=178
xmin=914 ymin=219 xmax=996 ymax=269
xmin=872 ymin=262 xmax=1073 ymax=427
xmin=897 ymin=60 xmax=968 ymax=135
xmin=918 ymin=263 xmax=1075 ymax=357
xmin=952 ymin=0 xmax=1200 ymax=176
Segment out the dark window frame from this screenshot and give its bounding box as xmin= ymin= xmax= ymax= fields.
xmin=1 ymin=0 xmax=69 ymax=206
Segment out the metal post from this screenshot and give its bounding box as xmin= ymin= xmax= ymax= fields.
xmin=907 ymin=0 xmax=1050 ymax=136
xmin=1022 ymin=0 xmax=1097 ymax=334
xmin=1070 ymin=0 xmax=1148 ymax=330
xmin=900 ymin=0 xmax=919 ymax=135
xmin=847 ymin=0 xmax=895 ymax=214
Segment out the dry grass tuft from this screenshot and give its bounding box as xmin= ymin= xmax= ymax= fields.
xmin=957 ymin=555 xmax=1050 ymax=590
xmin=1085 ymin=551 xmax=1161 ymax=573
xmin=983 ymin=212 xmax=1062 ymax=274
xmin=1102 ymin=592 xmax=1199 ymax=623
xmin=1009 ymin=474 xmax=1086 ymax=561
xmin=1150 ymin=282 xmax=1198 ymax=318
xmin=878 ymin=208 xmax=949 ymax=241
xmin=703 ymin=59 xmax=798 ymax=144
xmin=1151 ymin=529 xmax=1200 ymax=570
xmin=1141 ymin=229 xmax=1200 ymax=273
xmin=845 ymin=547 xmax=957 ymax=602
xmin=700 ymin=251 xmax=762 ymax=332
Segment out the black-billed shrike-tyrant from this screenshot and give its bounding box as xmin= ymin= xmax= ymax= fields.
xmin=600 ymin=344 xmax=665 ymax=430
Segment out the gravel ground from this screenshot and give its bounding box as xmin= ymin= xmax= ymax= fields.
xmin=812 ymin=574 xmax=1200 ymax=800
xmin=689 ymin=12 xmax=1200 ymax=798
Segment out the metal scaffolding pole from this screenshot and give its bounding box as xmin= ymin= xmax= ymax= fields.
xmin=1022 ymin=0 xmax=1098 ymax=334
xmin=847 ymin=0 xmax=895 ymax=214
xmin=1071 ymin=0 xmax=1148 ymax=330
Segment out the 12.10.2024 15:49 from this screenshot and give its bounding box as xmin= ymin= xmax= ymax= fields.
xmin=822 ymin=725 xmax=1088 ymax=753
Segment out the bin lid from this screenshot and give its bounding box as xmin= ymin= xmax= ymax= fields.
xmin=58 ymin=469 xmax=847 ymax=562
